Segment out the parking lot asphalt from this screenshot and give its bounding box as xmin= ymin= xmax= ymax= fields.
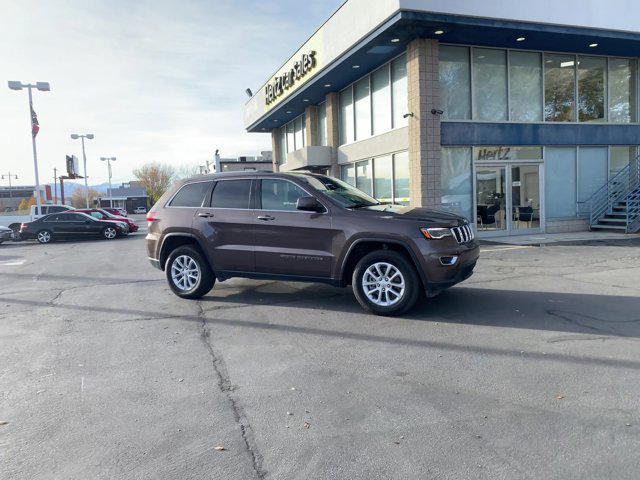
xmin=1 ymin=220 xmax=640 ymax=480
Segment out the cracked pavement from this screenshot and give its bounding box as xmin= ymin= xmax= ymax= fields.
xmin=1 ymin=227 xmax=640 ymax=479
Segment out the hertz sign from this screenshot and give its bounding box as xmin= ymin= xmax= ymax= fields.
xmin=265 ymin=51 xmax=317 ymax=106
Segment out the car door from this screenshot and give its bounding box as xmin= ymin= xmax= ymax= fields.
xmin=57 ymin=213 xmax=89 ymax=236
xmin=253 ymin=178 xmax=333 ymax=278
xmin=193 ymin=178 xmax=255 ymax=273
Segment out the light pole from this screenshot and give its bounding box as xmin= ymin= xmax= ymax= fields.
xmin=1 ymin=172 xmax=18 ymax=198
xmin=71 ymin=133 xmax=94 ymax=208
xmin=8 ymin=80 xmax=50 ymax=215
xmin=100 ymin=156 xmax=116 ymax=208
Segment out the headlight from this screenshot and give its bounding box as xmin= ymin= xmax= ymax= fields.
xmin=118 ymin=222 xmax=127 ymax=228
xmin=420 ymin=227 xmax=452 ymax=239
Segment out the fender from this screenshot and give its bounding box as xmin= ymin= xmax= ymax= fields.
xmin=158 ymin=232 xmax=216 ymax=273
xmin=337 ymin=236 xmax=429 ymax=289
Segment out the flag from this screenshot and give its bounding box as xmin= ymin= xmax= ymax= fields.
xmin=30 ymin=101 xmax=39 ymax=137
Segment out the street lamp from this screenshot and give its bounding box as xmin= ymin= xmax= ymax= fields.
xmin=1 ymin=172 xmax=18 ymax=198
xmin=70 ymin=133 xmax=95 ymax=208
xmin=99 ymin=156 xmax=116 ymax=208
xmin=7 ymin=80 xmax=51 ymax=215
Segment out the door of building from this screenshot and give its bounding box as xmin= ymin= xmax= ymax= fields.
xmin=475 ymin=163 xmax=543 ymax=236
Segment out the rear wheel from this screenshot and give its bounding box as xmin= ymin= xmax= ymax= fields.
xmin=36 ymin=230 xmax=53 ymax=244
xmin=352 ymin=250 xmax=421 ymax=316
xmin=165 ymin=246 xmax=215 ymax=299
xmin=102 ymin=226 xmax=117 ymax=239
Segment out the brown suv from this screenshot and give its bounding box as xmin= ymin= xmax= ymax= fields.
xmin=145 ymin=171 xmax=479 ymax=316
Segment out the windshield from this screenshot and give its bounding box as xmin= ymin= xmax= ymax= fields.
xmin=98 ymin=209 xmax=118 ymax=219
xmin=300 ymin=175 xmax=380 ymax=208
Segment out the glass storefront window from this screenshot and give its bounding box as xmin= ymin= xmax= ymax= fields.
xmin=339 ymin=87 xmax=354 ymax=145
xmin=277 ymin=127 xmax=286 ymax=164
xmin=341 ymin=163 xmax=355 ymax=186
xmin=354 ymin=76 xmax=371 ymax=140
xmin=509 ymin=51 xmax=542 ymax=122
xmin=610 ymin=146 xmax=636 ymax=177
xmin=317 ymin=102 xmax=327 ymax=146
xmin=441 ymin=148 xmax=472 ymax=221
xmin=545 ymin=147 xmax=577 ymax=218
xmin=373 ymin=155 xmax=393 ymax=202
xmin=286 ymin=122 xmax=295 ymax=153
xmin=393 ymin=151 xmax=409 ymax=204
xmin=544 ymin=54 xmax=576 ymax=122
xmin=439 ymin=45 xmax=471 ymax=120
xmin=578 ymin=146 xmax=608 ymax=202
xmin=294 ymin=115 xmax=304 ymax=149
xmin=578 ymin=56 xmax=606 ymax=123
xmin=609 ymin=59 xmax=637 ymax=123
xmin=372 ymin=65 xmax=391 ymax=135
xmin=355 ymin=160 xmax=372 ymax=195
xmin=473 ymin=48 xmax=508 ymax=121
xmin=391 ymin=54 xmax=408 ymax=128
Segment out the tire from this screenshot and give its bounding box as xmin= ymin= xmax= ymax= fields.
xmin=36 ymin=230 xmax=53 ymax=244
xmin=165 ymin=246 xmax=215 ymax=299
xmin=102 ymin=226 xmax=118 ymax=239
xmin=352 ymin=250 xmax=421 ymax=316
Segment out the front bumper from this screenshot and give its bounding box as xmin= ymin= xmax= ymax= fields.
xmin=415 ymin=240 xmax=480 ymax=296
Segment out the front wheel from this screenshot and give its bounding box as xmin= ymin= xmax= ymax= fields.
xmin=36 ymin=230 xmax=53 ymax=244
xmin=165 ymin=246 xmax=215 ymax=299
xmin=352 ymin=250 xmax=421 ymax=316
xmin=102 ymin=226 xmax=117 ymax=239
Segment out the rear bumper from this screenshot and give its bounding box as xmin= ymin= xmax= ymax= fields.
xmin=148 ymin=257 xmax=161 ymax=269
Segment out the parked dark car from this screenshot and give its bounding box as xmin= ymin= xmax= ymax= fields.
xmin=20 ymin=211 xmax=128 ymax=244
xmin=0 ymin=226 xmax=13 ymax=244
xmin=145 ymin=171 xmax=479 ymax=316
xmin=71 ymin=208 xmax=138 ymax=232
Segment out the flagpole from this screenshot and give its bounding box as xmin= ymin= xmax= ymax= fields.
xmin=28 ymin=85 xmax=42 ymax=217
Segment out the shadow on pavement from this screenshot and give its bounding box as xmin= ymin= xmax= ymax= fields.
xmin=2 ymin=283 xmax=640 ymax=371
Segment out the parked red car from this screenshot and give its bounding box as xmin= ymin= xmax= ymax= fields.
xmin=103 ymin=207 xmax=127 ymax=217
xmin=71 ymin=208 xmax=138 ymax=232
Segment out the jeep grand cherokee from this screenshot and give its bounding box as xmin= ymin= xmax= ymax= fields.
xmin=146 ymin=171 xmax=479 ymax=316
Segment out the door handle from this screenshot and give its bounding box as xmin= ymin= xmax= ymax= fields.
xmin=257 ymin=215 xmax=275 ymax=221
xmin=198 ymin=212 xmax=214 ymax=218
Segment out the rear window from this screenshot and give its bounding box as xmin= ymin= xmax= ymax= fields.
xmin=169 ymin=181 xmax=211 ymax=207
xmin=210 ymin=180 xmax=252 ymax=209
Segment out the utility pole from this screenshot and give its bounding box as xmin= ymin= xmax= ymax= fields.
xmin=100 ymin=157 xmax=116 ymax=208
xmin=53 ymin=167 xmax=58 ymax=203
xmin=1 ymin=172 xmax=18 ymax=198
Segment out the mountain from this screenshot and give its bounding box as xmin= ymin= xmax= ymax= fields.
xmin=48 ymin=182 xmax=111 ymax=195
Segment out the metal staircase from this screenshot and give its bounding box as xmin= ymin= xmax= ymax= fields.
xmin=578 ymin=155 xmax=640 ymax=234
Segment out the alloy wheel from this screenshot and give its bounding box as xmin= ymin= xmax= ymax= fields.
xmin=170 ymin=255 xmax=201 ymax=291
xmin=362 ymin=262 xmax=405 ymax=307
xmin=104 ymin=227 xmax=117 ymax=239
xmin=37 ymin=231 xmax=51 ymax=243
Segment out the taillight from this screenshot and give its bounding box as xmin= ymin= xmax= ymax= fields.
xmin=147 ymin=211 xmax=158 ymax=226
xmin=20 ymin=223 xmax=27 ymax=231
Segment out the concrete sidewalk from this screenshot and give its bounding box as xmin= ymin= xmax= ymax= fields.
xmin=479 ymin=230 xmax=640 ymax=246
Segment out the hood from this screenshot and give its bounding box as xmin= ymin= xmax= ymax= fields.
xmin=355 ymin=204 xmax=468 ymax=227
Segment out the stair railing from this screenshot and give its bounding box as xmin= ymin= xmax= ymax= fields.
xmin=626 ymin=155 xmax=640 ymax=233
xmin=577 ymin=160 xmax=633 ymax=226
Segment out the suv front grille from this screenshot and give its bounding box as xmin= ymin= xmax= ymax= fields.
xmin=451 ymin=224 xmax=474 ymax=244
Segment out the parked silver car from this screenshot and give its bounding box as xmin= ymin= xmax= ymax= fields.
xmin=0 ymin=225 xmax=14 ymax=244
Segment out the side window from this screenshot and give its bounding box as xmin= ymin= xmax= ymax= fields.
xmin=169 ymin=182 xmax=212 ymax=207
xmin=261 ymin=179 xmax=306 ymax=211
xmin=90 ymin=212 xmax=102 ymax=219
xmin=210 ymin=180 xmax=252 ymax=209
xmin=60 ymin=213 xmax=85 ymax=222
xmin=44 ymin=215 xmax=59 ymax=223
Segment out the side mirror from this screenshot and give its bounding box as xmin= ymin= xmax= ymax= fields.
xmin=296 ymin=196 xmax=324 ymax=213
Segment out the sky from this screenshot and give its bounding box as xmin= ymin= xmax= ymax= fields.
xmin=0 ymin=0 xmax=340 ymax=186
